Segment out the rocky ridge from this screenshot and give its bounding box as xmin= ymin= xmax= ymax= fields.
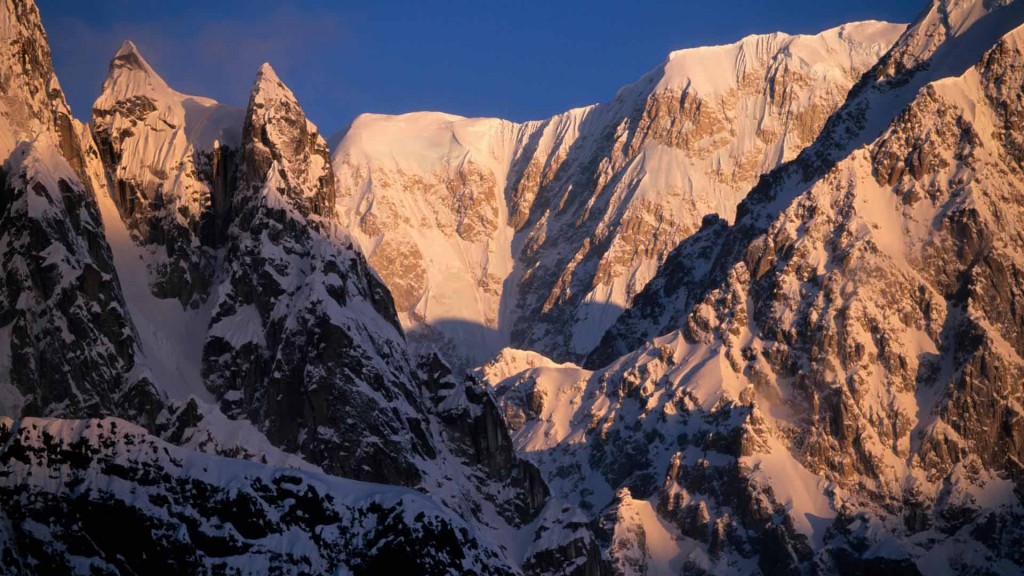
xmin=0 ymin=416 xmax=517 ymax=576
xmin=488 ymin=0 xmax=1024 ymax=574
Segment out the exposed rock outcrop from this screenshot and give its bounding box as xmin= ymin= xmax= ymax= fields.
xmin=0 ymin=0 xmax=159 ymax=422
xmin=90 ymin=41 xmax=242 ymax=307
xmin=333 ymin=22 xmax=906 ymax=369
xmin=490 ymin=2 xmax=1024 ymax=573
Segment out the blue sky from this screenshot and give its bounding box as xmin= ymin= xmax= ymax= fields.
xmin=37 ymin=0 xmax=926 ymax=139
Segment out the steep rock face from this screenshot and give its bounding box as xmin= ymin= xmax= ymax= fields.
xmin=422 ymin=354 xmax=550 ymax=522
xmin=508 ymin=22 xmax=905 ymax=362
xmin=333 ymin=22 xmax=905 ymax=367
xmin=202 ymin=63 xmax=430 ymax=485
xmin=0 ymin=0 xmax=159 ymax=422
xmin=0 ymin=1 xmax=603 ymax=572
xmin=0 ymin=137 xmax=158 ymax=420
xmin=588 ymin=0 xmax=1024 ymax=367
xmin=91 ymin=41 xmax=242 ymax=307
xmin=499 ymin=1 xmax=1024 ymax=573
xmin=0 ymin=417 xmax=518 ymax=576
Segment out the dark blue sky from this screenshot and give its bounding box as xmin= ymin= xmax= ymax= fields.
xmin=37 ymin=0 xmax=926 ymax=139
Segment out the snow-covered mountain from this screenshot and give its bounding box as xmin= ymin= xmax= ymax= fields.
xmin=587 ymin=0 xmax=1024 ymax=366
xmin=333 ymin=21 xmax=906 ymax=369
xmin=91 ymin=40 xmax=242 ymax=308
xmin=4 ymin=0 xmax=1024 ymax=573
xmin=484 ymin=0 xmax=1024 ymax=573
xmin=0 ymin=1 xmax=603 ymax=573
xmin=0 ymin=0 xmax=157 ymax=423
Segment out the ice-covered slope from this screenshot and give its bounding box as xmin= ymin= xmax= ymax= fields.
xmin=91 ymin=40 xmax=242 ymax=307
xmin=518 ymin=22 xmax=903 ymax=361
xmin=335 ymin=112 xmax=531 ymax=368
xmin=331 ymin=22 xmax=901 ymax=366
xmin=333 ymin=21 xmax=905 ymax=368
xmin=488 ymin=1 xmax=1024 ymax=573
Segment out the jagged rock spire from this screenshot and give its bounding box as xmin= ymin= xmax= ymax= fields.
xmin=241 ymin=62 xmax=336 ymax=218
xmin=204 ymin=59 xmax=430 ymax=486
xmin=91 ymin=38 xmax=242 ymax=306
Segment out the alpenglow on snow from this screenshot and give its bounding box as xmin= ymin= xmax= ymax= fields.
xmin=1 ymin=0 xmax=1024 ymax=574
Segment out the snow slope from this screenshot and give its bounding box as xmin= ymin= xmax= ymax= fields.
xmin=333 ymin=21 xmax=906 ymax=369
xmin=491 ymin=1 xmax=1024 ymax=573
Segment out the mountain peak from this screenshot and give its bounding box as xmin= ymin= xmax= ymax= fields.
xmin=249 ymin=62 xmax=298 ymax=107
xmin=256 ymin=61 xmax=278 ymax=81
xmin=241 ymin=59 xmax=335 ymax=215
xmin=95 ymin=38 xmax=176 ymax=113
xmin=245 ymin=61 xmax=303 ymax=133
xmin=110 ymin=38 xmax=158 ymax=77
xmin=115 ymin=39 xmax=139 ymax=58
